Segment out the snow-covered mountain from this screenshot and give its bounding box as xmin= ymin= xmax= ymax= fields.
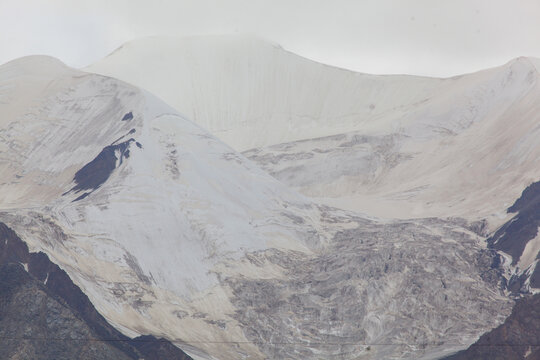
xmin=87 ymin=35 xmax=540 ymax=295
xmin=0 ymin=51 xmax=517 ymax=360
xmin=87 ymin=36 xmax=540 ymax=225
xmin=86 ymin=35 xmax=445 ymax=151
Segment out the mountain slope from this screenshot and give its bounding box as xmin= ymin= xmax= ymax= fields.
xmin=487 ymin=180 xmax=540 ymax=294
xmin=87 ymin=37 xmax=540 ymax=231
xmin=86 ymin=35 xmax=445 ymax=150
xmin=243 ymin=57 xmax=540 ymax=224
xmin=443 ymin=293 xmax=540 ymax=360
xmin=0 ymin=222 xmax=192 ymax=360
xmin=0 ymin=263 xmax=132 ymax=360
xmin=0 ymin=55 xmax=513 ymax=360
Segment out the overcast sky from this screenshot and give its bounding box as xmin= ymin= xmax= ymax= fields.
xmin=1 ymin=0 xmax=540 ymax=77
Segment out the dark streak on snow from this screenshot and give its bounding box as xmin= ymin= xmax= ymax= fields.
xmin=111 ymin=129 xmax=136 ymax=146
xmin=72 ymin=192 xmax=90 ymax=202
xmin=72 ymin=139 xmax=134 ymax=192
xmin=64 ymin=138 xmax=139 ymax=201
xmin=123 ymin=252 xmax=152 ymax=285
xmin=121 ymin=112 xmax=133 ymax=121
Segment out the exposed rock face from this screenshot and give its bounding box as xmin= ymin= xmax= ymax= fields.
xmin=225 ymin=217 xmax=511 ymax=360
xmin=67 ymin=138 xmax=137 ymax=198
xmin=129 ymin=335 xmax=193 ymax=360
xmin=488 ymin=180 xmax=540 ymax=293
xmin=441 ymin=181 xmax=540 ymax=360
xmin=0 ymin=263 xmax=133 ymax=360
xmin=443 ymin=294 xmax=540 ymax=360
xmin=489 ymin=181 xmax=540 ymax=264
xmin=0 ymin=222 xmax=192 ymax=360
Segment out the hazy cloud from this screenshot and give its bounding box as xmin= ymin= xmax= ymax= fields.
xmin=1 ymin=0 xmax=540 ymax=76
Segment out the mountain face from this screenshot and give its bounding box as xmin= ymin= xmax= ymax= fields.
xmin=443 ymin=293 xmax=540 ymax=360
xmin=0 ymin=36 xmax=538 ymax=360
xmin=0 ymin=222 xmax=192 ymax=360
xmin=487 ymin=180 xmax=540 ymax=294
xmin=86 ymin=36 xmax=445 ymax=151
xmin=88 ymin=35 xmax=540 ymax=294
xmin=0 ymin=262 xmax=133 ymax=360
xmin=88 ymin=37 xmax=540 ymax=227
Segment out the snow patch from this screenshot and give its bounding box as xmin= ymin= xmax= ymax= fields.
xmin=517 ymin=228 xmax=540 ymax=271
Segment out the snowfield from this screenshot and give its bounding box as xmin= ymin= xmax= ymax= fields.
xmin=88 ymin=36 xmax=540 ymax=228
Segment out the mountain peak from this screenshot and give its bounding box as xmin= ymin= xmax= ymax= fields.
xmin=104 ymin=34 xmax=284 ymax=61
xmin=1 ymin=54 xmax=67 ymax=72
xmin=504 ymin=56 xmax=540 ymax=76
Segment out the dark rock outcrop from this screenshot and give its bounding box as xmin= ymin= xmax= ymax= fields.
xmin=129 ymin=335 xmax=193 ymax=360
xmin=0 ymin=262 xmax=132 ymax=360
xmin=0 ymin=222 xmax=192 ymax=360
xmin=122 ymin=112 xmax=134 ymax=121
xmin=488 ymin=181 xmax=540 ymax=267
xmin=69 ymin=139 xmax=135 ymax=195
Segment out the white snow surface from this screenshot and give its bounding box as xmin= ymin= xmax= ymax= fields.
xmin=86 ymin=35 xmax=444 ymax=150
xmin=87 ymin=36 xmax=540 ymax=229
xmin=518 ymin=229 xmax=540 ymax=271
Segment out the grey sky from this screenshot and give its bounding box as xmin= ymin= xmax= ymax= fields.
xmin=1 ymin=0 xmax=540 ymax=77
